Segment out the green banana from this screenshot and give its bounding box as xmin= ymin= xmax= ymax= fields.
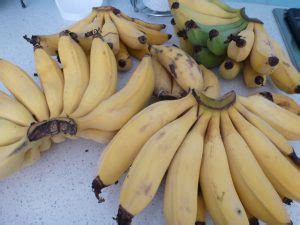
xmin=194 ymin=46 xmax=225 ymax=68
xmin=207 ymin=21 xmax=248 ymax=56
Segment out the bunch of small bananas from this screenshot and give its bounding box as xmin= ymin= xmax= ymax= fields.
xmin=0 ymin=27 xmax=157 ymax=179
xmin=170 ymin=0 xmax=300 ymax=94
xmin=91 ymin=43 xmax=300 ymax=225
xmin=25 ymin=6 xmax=171 ymax=72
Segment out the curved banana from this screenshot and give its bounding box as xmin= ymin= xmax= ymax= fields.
xmin=102 ymin=13 xmax=120 ymax=55
xmin=76 ymin=129 xmax=116 ymax=144
xmin=116 ymin=106 xmax=198 ymax=225
xmin=171 ymin=79 xmax=186 ymax=99
xmin=196 ymin=194 xmax=206 ymax=225
xmin=229 ymin=106 xmax=300 ymax=201
xmin=164 ymin=112 xmax=211 ymax=225
xmin=127 ymin=44 xmax=150 ymax=60
xmin=71 ymin=36 xmax=117 ymax=118
xmin=219 ymin=58 xmax=242 ymax=80
xmin=117 ymin=41 xmax=132 ymax=72
xmin=238 ymin=95 xmax=300 ymax=140
xmin=79 ymin=13 xmax=104 ymax=34
xmin=77 ymin=56 xmax=154 ymax=131
xmin=194 ymin=46 xmax=225 ymax=68
xmin=0 ymin=90 xmax=35 ymax=126
xmin=0 ymin=59 xmax=49 ymax=121
xmin=58 ymin=32 xmax=89 ymax=115
xmin=200 ymin=112 xmax=248 ymax=225
xmin=109 ymin=11 xmax=147 ymax=50
xmin=227 ymin=22 xmax=254 ymax=62
xmin=221 ymin=110 xmax=290 ymax=224
xmin=179 ymin=36 xmax=194 ymax=55
xmin=150 ymin=45 xmax=204 ymax=92
xmin=34 ymin=46 xmax=64 ymax=118
xmin=0 ymin=118 xmax=27 ymax=146
xmin=250 ymin=23 xmax=279 ymax=75
xmin=243 ymin=60 xmax=266 ymax=88
xmin=92 ymin=94 xmax=196 ymax=201
xmin=200 ymin=64 xmax=220 ymax=98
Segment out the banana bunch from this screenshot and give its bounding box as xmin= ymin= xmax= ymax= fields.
xmin=0 ymin=30 xmax=155 ymax=179
xmin=91 ymin=87 xmax=300 ymax=225
xmin=25 ymin=6 xmax=171 ymax=73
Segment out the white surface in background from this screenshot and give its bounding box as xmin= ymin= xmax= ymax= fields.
xmin=0 ymin=0 xmax=299 ymax=225
xmin=55 ymin=0 xmax=103 ymax=21
xmin=143 ymin=0 xmax=170 ymax=12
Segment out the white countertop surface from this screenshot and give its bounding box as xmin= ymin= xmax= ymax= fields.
xmin=0 ymin=0 xmax=299 ymax=225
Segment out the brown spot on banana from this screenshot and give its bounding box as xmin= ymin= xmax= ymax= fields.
xmin=169 ymin=64 xmax=177 ymax=78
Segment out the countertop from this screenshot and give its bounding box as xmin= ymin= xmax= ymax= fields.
xmin=0 ymin=0 xmax=299 ymax=225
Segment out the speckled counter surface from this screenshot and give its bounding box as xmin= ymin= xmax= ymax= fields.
xmin=0 ymin=0 xmax=299 ymax=225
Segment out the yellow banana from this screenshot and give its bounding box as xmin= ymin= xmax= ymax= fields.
xmin=0 ymin=118 xmax=27 ymax=146
xmin=150 ymin=45 xmax=204 ymax=92
xmin=23 ymin=146 xmax=41 ymax=168
xmin=171 ymin=78 xmax=186 ymax=98
xmin=71 ymin=36 xmax=117 ymax=118
xmin=243 ymin=60 xmax=266 ymax=88
xmin=127 ymin=44 xmax=150 ymax=60
xmin=227 ymin=22 xmax=255 ymax=62
xmin=77 ymin=56 xmax=154 ymax=131
xmin=51 ymin=135 xmax=66 ymax=144
xmin=39 ymin=138 xmax=52 ymax=152
xmin=109 ymin=11 xmax=147 ymax=50
xmin=221 ymin=110 xmax=290 ymax=224
xmin=152 ymin=58 xmax=173 ymax=99
xmin=102 ymin=13 xmax=120 ymax=55
xmin=116 ymin=106 xmax=198 ymax=224
xmin=0 ymin=136 xmax=29 ymax=162
xmin=164 ymin=112 xmax=211 ymax=225
xmin=179 ymin=36 xmax=194 ymax=56
xmin=76 ymin=129 xmax=116 ymax=144
xmin=270 ymin=38 xmax=300 ymax=94
xmin=196 ymin=194 xmax=206 ymax=225
xmin=34 ymin=46 xmax=64 ymax=118
xmin=200 ymin=64 xmax=220 ymax=98
xmin=92 ymin=94 xmax=196 ymax=201
xmin=117 ymin=41 xmax=132 ymax=72
xmin=228 ymin=106 xmax=300 ymax=201
xmin=219 ymin=58 xmax=242 ymax=80
xmin=200 ymin=112 xmax=248 ymax=225
xmin=250 ymin=23 xmax=279 ymax=75
xmin=0 ymin=90 xmax=35 ymax=126
xmin=58 ymin=32 xmax=89 ymax=115
xmin=238 ymin=95 xmax=300 ymax=140
xmin=79 ymin=13 xmax=104 ymax=33
xmin=67 ymin=9 xmax=98 ymax=33
xmin=0 ymin=59 xmax=49 ymax=121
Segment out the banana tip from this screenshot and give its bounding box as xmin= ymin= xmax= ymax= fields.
xmin=295 ymin=85 xmax=300 ymax=94
xmin=268 ymin=56 xmax=279 ymax=67
xmin=248 ymin=217 xmax=259 ymax=225
xmin=282 ymin=197 xmax=293 ymax=205
xmin=116 ymin=205 xmax=133 ymax=225
xmin=138 ymin=36 xmax=147 ymax=44
xmin=118 ymin=59 xmax=127 ymax=68
xmin=288 ymin=150 xmax=300 ymax=166
xmin=91 ymin=176 xmax=106 ymax=203
xmin=168 ymin=34 xmax=172 ymax=39
xmin=195 ymin=222 xmax=205 ymax=225
xmin=259 ymin=92 xmax=273 ymax=102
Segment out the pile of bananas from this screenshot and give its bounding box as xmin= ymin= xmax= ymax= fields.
xmin=170 ymin=0 xmax=300 ymax=94
xmin=0 ymin=27 xmax=158 ymax=179
xmin=25 ymin=6 xmax=171 ymax=72
xmin=91 ymin=44 xmax=300 ymax=225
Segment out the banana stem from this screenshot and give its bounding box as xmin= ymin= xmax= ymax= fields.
xmin=91 ymin=176 xmax=107 ymax=203
xmin=23 ymin=35 xmax=41 ymax=49
xmin=116 ymin=206 xmax=133 ymax=225
xmin=27 ymin=118 xmax=77 ymax=141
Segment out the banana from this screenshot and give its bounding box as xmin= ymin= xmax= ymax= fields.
xmin=200 ymin=64 xmax=220 ymax=98
xmin=51 ymin=135 xmax=66 ymax=144
xmin=164 ymin=112 xmax=211 ymax=225
xmin=116 ymin=106 xmax=198 ymax=225
xmin=238 ymin=95 xmax=300 ymax=140
xmin=152 ymin=58 xmax=173 ymax=99
xmin=171 ymin=78 xmax=186 ymax=99
xmin=76 ymin=129 xmax=116 ymax=144
xmin=179 ymin=36 xmax=194 ymax=56
xmin=200 ymin=112 xmax=248 ymax=225
xmin=58 ymin=32 xmax=89 ymax=115
xmin=243 ymin=60 xmax=266 ymax=88
xmin=219 ymin=58 xmax=242 ymax=80
xmin=102 ymin=13 xmax=120 ymax=55
xmin=196 ymin=194 xmax=206 ymax=225
xmin=127 ymin=44 xmax=150 ymax=60
xmin=92 ymin=94 xmax=196 ymax=201
xmin=67 ymin=9 xmax=98 ymax=33
xmin=109 ymin=11 xmax=147 ymax=50
xmin=227 ymin=22 xmax=255 ymax=62
xmin=194 ymin=46 xmax=225 ymax=68
xmin=79 ymin=13 xmax=104 ymax=34
xmin=117 ymin=41 xmax=132 ymax=72
xmin=259 ymin=92 xmax=300 ymax=115
xmin=228 ymin=106 xmax=300 ymax=201
xmin=234 ymin=102 xmax=299 ymax=164
xmin=0 ymin=59 xmax=49 ymax=121
xmin=0 ymin=90 xmax=35 ymax=126
xmin=77 ymin=56 xmax=154 ymax=131
xmin=23 ymin=146 xmax=41 ymax=168
xmin=206 ymin=21 xmax=248 ymax=56
xmin=39 ymin=138 xmax=52 ymax=152
xmin=71 ymin=35 xmax=117 ymax=118
xmin=250 ymin=23 xmax=279 ymax=75
xmin=150 ymin=45 xmax=204 ymax=92
xmin=221 ymin=110 xmax=290 ymax=224
xmin=270 ymin=38 xmax=300 ymax=94
xmin=0 ymin=136 xmax=29 ymax=162
xmin=207 ymin=0 xmax=240 ymax=13
xmin=34 ymin=46 xmax=64 ymax=118
xmin=0 ymin=119 xmax=27 ymax=146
